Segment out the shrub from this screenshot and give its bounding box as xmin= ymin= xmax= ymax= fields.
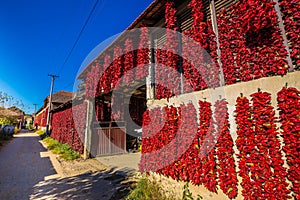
xmin=126 ymin=177 xmax=174 ymax=200
xmin=43 ymin=137 xmax=80 ymax=161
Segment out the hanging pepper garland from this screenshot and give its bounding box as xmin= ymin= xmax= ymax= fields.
xmin=174 ymin=103 xmax=198 ymax=182
xmin=123 ymin=38 xmax=135 ymax=85
xmin=235 ymin=92 xmax=291 ymax=199
xmin=214 ymin=99 xmax=238 ymax=199
xmin=251 ymin=91 xmax=290 ymax=199
xmin=206 ymin=19 xmax=220 ymax=88
xmin=112 ymin=46 xmax=124 ymax=89
xmin=156 ymin=0 xmax=180 ymax=100
xmin=181 ymin=0 xmax=208 ymax=92
xmin=279 ymin=0 xmax=300 ymax=70
xmin=181 ymin=0 xmax=220 ymax=93
xmin=140 ymin=106 xmax=180 ymax=172
xmin=235 ymin=96 xmax=257 ymax=199
xmin=217 ymin=6 xmax=242 ymax=84
xmin=198 ymin=100 xmax=218 ymax=193
xmin=277 ymin=87 xmax=300 ymax=199
xmin=189 ymin=0 xmax=219 ymax=89
xmin=86 ymin=62 xmax=101 ymax=99
xmin=111 ymin=94 xmax=124 ymax=121
xmin=50 ymin=102 xmax=86 ymax=154
xmin=99 ymin=54 xmax=112 ymax=94
xmin=85 ymin=69 xmax=92 ymax=99
xmin=239 ymin=0 xmax=278 ymax=35
xmin=136 ymin=26 xmax=150 ymax=80
xmin=217 ymin=1 xmax=288 ymax=85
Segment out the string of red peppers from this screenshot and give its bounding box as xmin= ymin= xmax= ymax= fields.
xmin=86 ymin=62 xmax=101 ymax=99
xmin=99 ymin=54 xmax=112 ymax=94
xmin=34 ymin=108 xmax=48 ymax=127
xmin=189 ymin=0 xmax=219 ymax=89
xmin=156 ymin=1 xmax=180 ymax=100
xmin=279 ymin=0 xmax=300 ymax=70
xmin=251 ymin=91 xmax=290 ymax=199
xmin=239 ymin=0 xmax=277 ymax=35
xmin=173 ymin=103 xmax=198 ymax=182
xmin=214 ymin=99 xmax=238 ymax=199
xmin=235 ymin=96 xmax=257 ymax=199
xmin=111 ymin=94 xmax=124 ymax=121
xmin=182 ymin=0 xmax=208 ymax=92
xmin=198 ymin=100 xmax=218 ymax=192
xmin=72 ymin=102 xmax=87 ymax=153
xmin=217 ymin=1 xmax=288 ymax=85
xmin=123 ymin=38 xmax=135 ymax=85
xmin=51 ymin=103 xmax=86 ymax=154
xmin=140 ymin=106 xmax=180 ymax=172
xmin=277 ymin=87 xmax=300 ymax=199
xmin=136 ymin=26 xmax=149 ymax=80
xmin=235 ymin=91 xmax=291 ymax=199
xmin=112 ymin=46 xmax=123 ymax=90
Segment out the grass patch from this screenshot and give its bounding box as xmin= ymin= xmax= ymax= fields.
xmin=125 ymin=177 xmax=175 ymax=200
xmin=14 ymin=127 xmax=20 ymax=134
xmin=35 ymin=129 xmax=48 ymax=139
xmin=43 ymin=137 xmax=80 ymax=161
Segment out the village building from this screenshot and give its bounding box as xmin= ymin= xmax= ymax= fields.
xmin=47 ymin=0 xmax=300 ymax=199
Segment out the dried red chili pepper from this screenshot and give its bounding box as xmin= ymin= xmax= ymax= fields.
xmin=136 ymin=26 xmax=150 ymax=80
xmin=251 ymin=91 xmax=290 ymax=199
xmin=215 ymin=99 xmax=238 ymax=199
xmin=279 ymin=0 xmax=300 ymax=70
xmin=278 ymin=86 xmax=300 ymax=199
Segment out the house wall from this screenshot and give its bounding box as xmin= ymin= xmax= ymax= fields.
xmin=78 ymin=0 xmax=299 ymax=198
xmin=50 ymin=102 xmax=87 ymax=154
xmin=34 ymin=107 xmax=48 ymax=128
xmin=141 ymin=0 xmax=300 ymax=199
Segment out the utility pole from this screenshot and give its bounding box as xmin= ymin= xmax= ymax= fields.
xmin=33 ymin=103 xmax=37 ymax=122
xmin=46 ymin=74 xmax=59 ymax=136
xmin=33 ymin=104 xmax=37 ymax=115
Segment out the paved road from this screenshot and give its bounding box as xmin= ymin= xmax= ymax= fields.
xmin=0 ymin=131 xmax=132 ymax=200
xmin=0 ymin=131 xmax=56 ymax=200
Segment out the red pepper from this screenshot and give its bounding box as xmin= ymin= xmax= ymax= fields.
xmin=278 ymin=87 xmax=300 ymax=199
xmin=215 ymin=99 xmax=238 ymax=199
xmin=251 ymin=91 xmax=290 ymax=199
xmin=123 ymin=39 xmax=135 ymax=85
xmin=136 ymin=26 xmax=149 ymax=80
xmin=50 ymin=102 xmax=87 ymax=154
xmin=217 ymin=1 xmax=289 ymax=85
xmin=279 ymin=0 xmax=300 ymax=70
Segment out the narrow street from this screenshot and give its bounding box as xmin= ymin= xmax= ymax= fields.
xmin=0 ymin=131 xmax=56 ymax=199
xmin=0 ymin=131 xmax=131 ymax=200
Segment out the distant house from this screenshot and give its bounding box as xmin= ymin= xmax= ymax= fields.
xmin=0 ymin=106 xmax=25 ymax=128
xmin=34 ymin=91 xmax=73 ymax=129
xmin=8 ymin=106 xmax=25 ymax=128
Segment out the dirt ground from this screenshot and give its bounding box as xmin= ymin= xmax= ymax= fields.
xmin=39 ymin=139 xmax=109 ymax=179
xmin=38 ymin=137 xmax=136 ymax=200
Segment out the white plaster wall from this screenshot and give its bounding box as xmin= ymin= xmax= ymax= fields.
xmin=145 ymin=71 xmax=300 ymax=199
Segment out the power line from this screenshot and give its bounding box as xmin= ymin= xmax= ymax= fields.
xmin=57 ymin=0 xmax=100 ymax=75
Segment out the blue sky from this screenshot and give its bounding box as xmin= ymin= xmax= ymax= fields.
xmin=0 ymin=0 xmax=153 ymax=114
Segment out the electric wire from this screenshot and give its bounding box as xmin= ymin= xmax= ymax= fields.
xmin=57 ymin=0 xmax=100 ymax=75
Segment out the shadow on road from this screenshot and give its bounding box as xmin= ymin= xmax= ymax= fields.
xmin=0 ymin=131 xmax=56 ymax=200
xmin=30 ymin=168 xmax=133 ymax=200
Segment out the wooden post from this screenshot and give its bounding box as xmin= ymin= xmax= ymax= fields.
xmin=149 ymin=33 xmax=156 ymax=100
xmin=83 ymin=99 xmax=94 ymax=160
